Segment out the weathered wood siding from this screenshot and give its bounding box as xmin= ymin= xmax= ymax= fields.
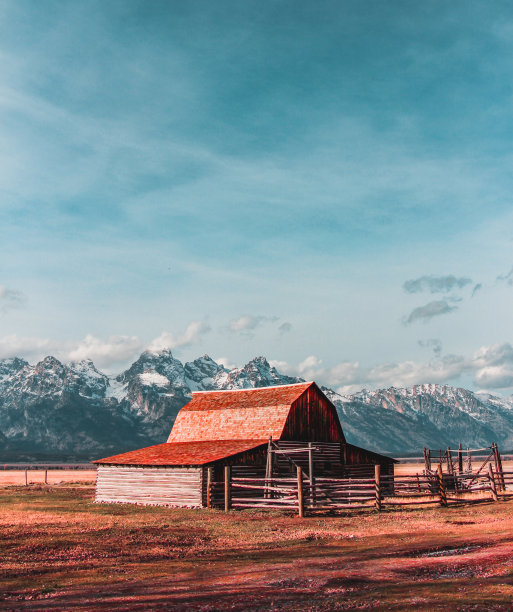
xmin=274 ymin=441 xmax=344 ymax=477
xmin=95 ymin=465 xmax=203 ymax=507
xmin=281 ymin=385 xmax=345 ymax=442
xmin=343 ymin=443 xmax=395 ymax=478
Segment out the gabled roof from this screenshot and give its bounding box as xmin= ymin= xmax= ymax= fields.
xmin=168 ymin=382 xmax=314 ymax=443
xmin=94 ymin=439 xmax=267 ymax=466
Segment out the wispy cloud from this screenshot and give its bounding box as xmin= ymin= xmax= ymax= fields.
xmin=497 ymin=266 xmax=513 ymax=285
xmin=226 ymin=315 xmax=279 ymax=335
xmin=0 ymin=285 xmax=25 ymax=313
xmin=418 ymin=338 xmax=442 ymax=356
xmin=404 ymin=300 xmax=458 ymax=324
xmin=471 ymin=283 xmax=482 ymax=297
xmin=278 ymin=321 xmax=292 ymax=334
xmin=403 ymin=275 xmax=472 ymax=294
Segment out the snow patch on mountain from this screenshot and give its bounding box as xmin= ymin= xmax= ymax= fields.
xmin=139 ymin=372 xmax=170 ymax=388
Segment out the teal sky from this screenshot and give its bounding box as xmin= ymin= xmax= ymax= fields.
xmin=2 ymin=0 xmax=513 ymax=393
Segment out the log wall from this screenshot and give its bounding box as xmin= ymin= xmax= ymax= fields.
xmin=95 ymin=465 xmax=203 ymax=507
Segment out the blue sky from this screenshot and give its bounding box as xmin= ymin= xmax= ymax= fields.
xmin=2 ymin=0 xmax=513 ymax=393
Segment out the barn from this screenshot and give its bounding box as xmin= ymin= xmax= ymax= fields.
xmin=94 ymin=381 xmax=395 ymax=507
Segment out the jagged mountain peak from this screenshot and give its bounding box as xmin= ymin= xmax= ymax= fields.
xmin=116 ymin=348 xmax=185 ymax=385
xmin=184 ymin=355 xmax=226 ymax=392
xmin=0 ymin=356 xmax=28 ymax=375
xmin=219 ymin=355 xmax=303 ymax=389
xmin=35 ymin=355 xmax=65 ymax=372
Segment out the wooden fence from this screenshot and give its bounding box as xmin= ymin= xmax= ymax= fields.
xmin=208 ymin=464 xmax=513 ymax=516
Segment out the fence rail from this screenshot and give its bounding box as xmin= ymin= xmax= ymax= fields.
xmin=207 ymin=463 xmax=513 ymax=516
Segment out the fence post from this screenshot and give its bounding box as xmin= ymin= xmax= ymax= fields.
xmin=207 ymin=467 xmax=213 ymax=509
xmin=297 ymin=466 xmax=304 ymax=518
xmin=224 ymin=465 xmax=231 ymax=512
xmin=438 ymin=464 xmax=447 ymax=507
xmin=374 ymin=464 xmax=382 ymax=512
xmin=493 ymin=443 xmax=506 ymax=491
xmin=308 ymin=442 xmax=316 ymax=507
xmin=25 ymin=469 xmax=28 ymax=486
xmin=44 ymin=469 xmax=48 ymax=485
xmin=488 ymin=463 xmax=498 ymax=502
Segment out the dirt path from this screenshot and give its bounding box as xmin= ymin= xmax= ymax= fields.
xmin=9 ymin=536 xmax=513 ymax=610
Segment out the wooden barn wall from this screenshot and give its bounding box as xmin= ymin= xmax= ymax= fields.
xmin=281 ymin=386 xmax=345 ymax=443
xmin=274 ymin=441 xmax=343 ymax=478
xmin=343 ymin=443 xmax=395 ymax=477
xmin=95 ymin=466 xmax=203 ymax=507
xmin=209 ymin=445 xmax=268 ymax=481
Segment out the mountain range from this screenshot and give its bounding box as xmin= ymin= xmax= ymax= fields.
xmin=1 ymin=350 xmax=513 ymax=461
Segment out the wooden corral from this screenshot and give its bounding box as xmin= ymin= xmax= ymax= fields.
xmin=94 ymin=382 xmax=395 ymax=508
xmin=423 ymin=443 xmax=506 ymax=493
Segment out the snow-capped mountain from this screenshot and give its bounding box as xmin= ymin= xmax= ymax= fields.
xmin=326 ymin=384 xmax=513 ymax=453
xmin=1 ymin=350 xmax=513 ymax=460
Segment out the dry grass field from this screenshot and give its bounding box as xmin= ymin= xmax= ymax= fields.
xmin=1 ymin=459 xmax=509 ymax=486
xmin=0 ymin=470 xmax=97 ymax=486
xmin=393 ymin=460 xmax=513 ymax=477
xmin=1 ymin=484 xmax=513 ymax=610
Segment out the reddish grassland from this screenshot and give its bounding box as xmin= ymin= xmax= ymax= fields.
xmin=1 ymin=484 xmax=513 ymax=611
xmin=0 ymin=470 xmax=97 ymax=486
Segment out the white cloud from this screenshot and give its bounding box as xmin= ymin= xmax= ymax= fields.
xmin=297 ymin=355 xmax=324 ymax=379
xmin=271 ymin=342 xmax=513 ymax=394
xmin=270 ymin=355 xmax=362 ymax=389
xmin=215 ymin=357 xmax=237 ymax=370
xmin=474 ymin=365 xmax=513 ymax=389
xmin=0 ymin=334 xmax=56 ymax=360
xmin=148 ymin=321 xmax=211 ymax=352
xmin=0 ymin=285 xmax=25 ymax=313
xmin=68 ymin=334 xmax=142 ymax=368
xmin=271 ymin=352 xmax=470 ymax=395
xmin=471 ymin=343 xmax=513 ymax=389
xmin=472 ymin=342 xmax=513 ymax=368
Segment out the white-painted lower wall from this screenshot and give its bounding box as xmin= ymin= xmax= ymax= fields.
xmin=95 ymin=465 xmax=203 ymax=507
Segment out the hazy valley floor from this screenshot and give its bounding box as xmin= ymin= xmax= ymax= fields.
xmin=1 ymin=485 xmax=513 ymax=610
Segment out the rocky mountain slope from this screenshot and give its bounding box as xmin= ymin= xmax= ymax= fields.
xmin=1 ymin=350 xmax=513 ymax=460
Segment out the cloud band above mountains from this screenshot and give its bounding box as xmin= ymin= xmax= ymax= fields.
xmin=272 ymin=342 xmax=513 ymax=394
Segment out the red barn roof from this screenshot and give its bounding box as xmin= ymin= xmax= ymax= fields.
xmin=94 ymin=381 xmax=345 ymax=466
xmin=94 ymin=439 xmax=266 ymax=466
xmin=167 ymin=382 xmax=313 ymax=443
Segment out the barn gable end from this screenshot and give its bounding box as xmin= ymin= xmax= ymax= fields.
xmin=281 ymin=383 xmax=345 ymax=443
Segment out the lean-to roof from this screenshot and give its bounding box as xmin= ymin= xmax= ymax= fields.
xmin=94 ymin=439 xmax=267 ymax=466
